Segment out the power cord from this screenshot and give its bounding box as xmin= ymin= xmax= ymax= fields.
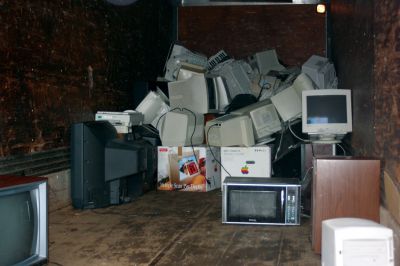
xmin=182 ymin=108 xmax=199 ymax=166
xmin=206 ymin=124 xmax=232 ymax=178
xmin=288 ymin=119 xmax=310 ymax=143
xmin=155 ymin=107 xmax=181 ymax=132
xmin=274 ymin=124 xmax=285 ymax=161
xmin=311 ymin=143 xmax=315 ymax=158
xmin=156 ymin=107 xmax=202 ymax=183
xmin=257 ymin=83 xmax=271 ymax=101
xmin=336 ymin=143 xmax=346 ymax=156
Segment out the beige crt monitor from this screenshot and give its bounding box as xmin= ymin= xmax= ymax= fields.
xmin=271 ymin=73 xmax=314 ymax=122
xmin=135 ymin=89 xmax=170 ymax=128
xmin=231 ymin=100 xmax=281 ymax=144
xmin=168 ymin=70 xmax=218 ymax=114
xmin=205 ymin=114 xmax=255 ymax=147
xmin=248 ymin=49 xmax=285 ymax=75
xmin=322 ymin=218 xmax=394 ymax=266
xmin=302 ymin=89 xmax=352 ymax=143
xmin=160 ymin=109 xmax=204 ymax=147
xmin=302 ymin=54 xmax=337 ymax=90
xmin=177 ymin=66 xmax=230 ymax=113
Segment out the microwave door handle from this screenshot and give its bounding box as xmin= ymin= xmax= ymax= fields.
xmin=281 ymin=189 xmax=285 ymax=219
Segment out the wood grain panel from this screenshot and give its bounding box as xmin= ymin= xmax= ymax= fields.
xmin=312 ymin=157 xmax=380 ymax=254
xmin=0 ymin=175 xmax=47 ymax=189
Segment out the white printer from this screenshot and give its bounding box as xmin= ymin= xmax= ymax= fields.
xmin=95 ymin=111 xmax=144 ymax=134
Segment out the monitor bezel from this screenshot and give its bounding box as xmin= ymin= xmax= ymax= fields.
xmin=302 ymin=89 xmax=352 ymax=135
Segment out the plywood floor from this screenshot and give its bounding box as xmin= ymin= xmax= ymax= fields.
xmin=48 ymin=190 xmax=321 ymax=266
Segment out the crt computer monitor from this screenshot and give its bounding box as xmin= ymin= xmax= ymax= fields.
xmin=211 ymin=59 xmax=254 ymax=101
xmin=270 ymin=73 xmax=315 ymax=122
xmin=248 ymin=49 xmax=285 ymax=75
xmin=163 ymin=44 xmax=208 ymax=81
xmin=302 ymin=89 xmax=352 ymax=142
xmin=135 ymin=88 xmax=170 ymax=128
xmin=168 ymin=70 xmax=219 ymax=114
xmin=231 ymin=99 xmax=282 ymax=144
xmin=177 ymin=67 xmax=230 ymax=113
xmin=0 ymin=176 xmax=48 ymax=266
xmin=302 ymin=55 xmax=337 ymax=90
xmin=160 ymin=109 xmax=204 ymax=147
xmin=205 ymin=114 xmax=255 ymax=147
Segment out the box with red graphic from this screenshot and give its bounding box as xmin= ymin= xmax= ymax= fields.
xmin=157 ymin=146 xmax=221 ymax=192
xmin=221 ymin=146 xmax=271 ymax=188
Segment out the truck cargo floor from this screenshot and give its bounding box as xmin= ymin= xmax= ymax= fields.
xmin=49 ymin=190 xmax=320 ymax=266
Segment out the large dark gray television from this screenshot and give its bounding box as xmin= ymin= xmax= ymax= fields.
xmin=71 ymin=121 xmax=117 ymax=209
xmin=71 ymin=121 xmax=157 ymax=209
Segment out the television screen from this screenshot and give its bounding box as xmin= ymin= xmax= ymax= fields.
xmin=0 ymin=191 xmax=35 ymax=265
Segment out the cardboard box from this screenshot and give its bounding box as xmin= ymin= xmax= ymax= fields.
xmin=157 ymin=146 xmax=221 ymax=192
xmin=221 ymin=146 xmax=271 ymax=187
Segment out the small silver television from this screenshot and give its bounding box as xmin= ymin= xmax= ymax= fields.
xmin=0 ymin=176 xmax=48 ymax=265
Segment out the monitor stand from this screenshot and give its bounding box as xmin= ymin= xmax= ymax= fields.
xmin=310 ymin=134 xmax=341 ymax=144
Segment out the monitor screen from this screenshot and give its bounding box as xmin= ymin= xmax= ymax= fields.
xmin=302 ymin=89 xmax=352 ymax=139
xmin=306 ymin=95 xmax=347 ymax=124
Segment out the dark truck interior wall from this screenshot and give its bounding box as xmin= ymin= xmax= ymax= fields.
xmin=0 ymin=0 xmax=174 ymax=158
xmin=330 ymin=0 xmax=400 ymax=261
xmin=330 ymin=1 xmax=375 ymax=155
xmin=178 ymin=5 xmax=326 ymax=66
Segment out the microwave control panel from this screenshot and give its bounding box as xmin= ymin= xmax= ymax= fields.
xmin=285 ymin=186 xmax=300 ymax=225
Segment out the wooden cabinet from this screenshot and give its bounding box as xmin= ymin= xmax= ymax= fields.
xmin=312 ymin=157 xmax=381 ymax=254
